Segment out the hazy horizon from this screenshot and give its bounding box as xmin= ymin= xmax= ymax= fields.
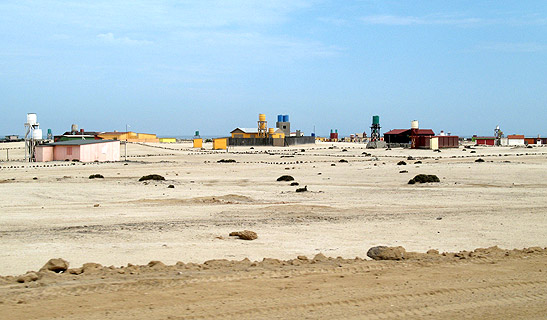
xmin=1 ymin=1 xmax=546 ymax=138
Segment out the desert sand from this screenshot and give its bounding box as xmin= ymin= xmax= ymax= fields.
xmin=1 ymin=141 xmax=546 ymax=319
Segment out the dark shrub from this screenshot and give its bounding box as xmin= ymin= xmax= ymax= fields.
xmin=217 ymin=159 xmax=236 ymax=163
xmin=408 ymin=174 xmax=440 ymax=184
xmin=139 ymin=174 xmax=165 ymax=181
xmin=89 ymin=174 xmax=104 ymax=179
xmin=277 ymin=175 xmax=294 ymax=182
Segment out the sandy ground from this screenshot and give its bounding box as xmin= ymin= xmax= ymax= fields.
xmin=1 ymin=141 xmax=547 ymax=318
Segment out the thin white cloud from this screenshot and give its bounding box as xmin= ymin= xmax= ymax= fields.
xmin=361 ymin=15 xmax=482 ymax=26
xmin=97 ymin=33 xmax=152 ymax=45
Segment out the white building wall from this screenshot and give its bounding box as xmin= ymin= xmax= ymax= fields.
xmin=508 ymin=139 xmax=525 ymax=146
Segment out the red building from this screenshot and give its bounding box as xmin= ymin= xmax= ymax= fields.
xmin=474 ymin=137 xmax=495 ymax=146
xmin=384 ymin=129 xmax=435 ymax=144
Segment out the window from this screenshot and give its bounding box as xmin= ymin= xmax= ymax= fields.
xmin=66 ymin=147 xmax=72 ymax=155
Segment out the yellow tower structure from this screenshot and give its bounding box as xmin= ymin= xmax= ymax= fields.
xmin=258 ymin=114 xmax=267 ymax=138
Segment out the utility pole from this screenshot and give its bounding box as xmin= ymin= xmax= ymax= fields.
xmin=125 ymin=124 xmax=128 ymax=162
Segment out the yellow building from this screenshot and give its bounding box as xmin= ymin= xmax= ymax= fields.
xmin=230 ymin=128 xmax=285 ymax=139
xmin=159 ymin=138 xmax=176 ymax=143
xmin=193 ymin=138 xmax=203 ymax=148
xmin=97 ymin=131 xmax=159 ymax=143
xmin=213 ymin=138 xmax=227 ymax=150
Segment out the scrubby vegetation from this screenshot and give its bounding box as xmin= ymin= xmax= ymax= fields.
xmin=139 ymin=174 xmax=165 ymax=182
xmin=408 ymin=174 xmax=440 ymax=184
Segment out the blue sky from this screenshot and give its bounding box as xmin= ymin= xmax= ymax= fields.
xmin=1 ymin=1 xmax=546 ymax=137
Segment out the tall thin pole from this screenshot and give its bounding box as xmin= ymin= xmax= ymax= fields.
xmin=125 ymin=124 xmax=128 ymax=162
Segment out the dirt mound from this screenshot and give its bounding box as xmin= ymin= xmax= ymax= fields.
xmin=408 ymin=174 xmax=440 ymax=184
xmin=229 ymin=230 xmax=258 ymax=240
xmin=139 ymin=174 xmax=165 ymax=181
xmin=367 ymin=246 xmax=406 ymax=260
xmin=131 ymin=194 xmax=254 ymax=206
xmin=40 ymin=258 xmax=69 ymax=273
xmin=277 ymin=175 xmax=294 ymax=181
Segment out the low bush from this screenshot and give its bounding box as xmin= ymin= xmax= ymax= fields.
xmin=277 ymin=175 xmax=294 ymax=182
xmin=139 ymin=174 xmax=165 ymax=181
xmin=408 ymin=174 xmax=440 ymax=184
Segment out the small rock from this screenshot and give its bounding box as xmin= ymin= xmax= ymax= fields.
xmin=366 ymin=246 xmax=406 ymax=260
xmin=93 ymin=204 xmax=100 ymax=207
xmin=40 ymin=258 xmax=69 ymax=273
xmin=82 ymin=263 xmax=103 ymax=273
xmin=475 ymin=158 xmax=485 ymax=163
xmin=397 ymin=161 xmax=406 ymax=165
xmin=148 ymin=261 xmax=166 ymax=268
xmin=290 ymin=182 xmax=299 ymax=186
xmin=67 ymin=268 xmax=83 ymax=275
xmin=167 ymin=185 xmax=175 ymax=188
xmin=313 ymin=253 xmax=328 ymax=262
xmin=229 ymin=230 xmax=258 ymax=240
xmin=16 ymin=272 xmax=39 ymax=283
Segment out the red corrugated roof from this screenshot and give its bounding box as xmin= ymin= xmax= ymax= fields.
xmin=416 ymin=129 xmax=435 ymax=135
xmin=507 ymin=134 xmax=524 ymax=139
xmin=384 ymin=129 xmax=408 ymax=135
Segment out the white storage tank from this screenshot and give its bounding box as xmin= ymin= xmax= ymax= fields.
xmin=27 ymin=113 xmax=37 ymax=125
xmin=411 ymin=120 xmax=419 ymax=129
xmin=32 ymin=128 xmax=43 ymax=140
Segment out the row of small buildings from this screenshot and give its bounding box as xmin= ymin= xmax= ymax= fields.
xmin=474 ymin=135 xmax=546 ymax=146
xmin=33 ymin=125 xmax=171 ymax=162
xmin=55 ymin=127 xmax=165 ymax=143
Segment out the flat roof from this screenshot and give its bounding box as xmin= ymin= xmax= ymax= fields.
xmin=43 ymin=139 xmax=118 ymax=146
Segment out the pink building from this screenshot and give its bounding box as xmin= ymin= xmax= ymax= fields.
xmin=35 ymin=140 xmax=120 ymax=162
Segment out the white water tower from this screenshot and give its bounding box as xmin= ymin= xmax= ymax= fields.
xmin=24 ymin=113 xmax=42 ymax=162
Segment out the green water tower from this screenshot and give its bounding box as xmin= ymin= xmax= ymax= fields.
xmin=372 ymin=115 xmax=380 ymax=125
